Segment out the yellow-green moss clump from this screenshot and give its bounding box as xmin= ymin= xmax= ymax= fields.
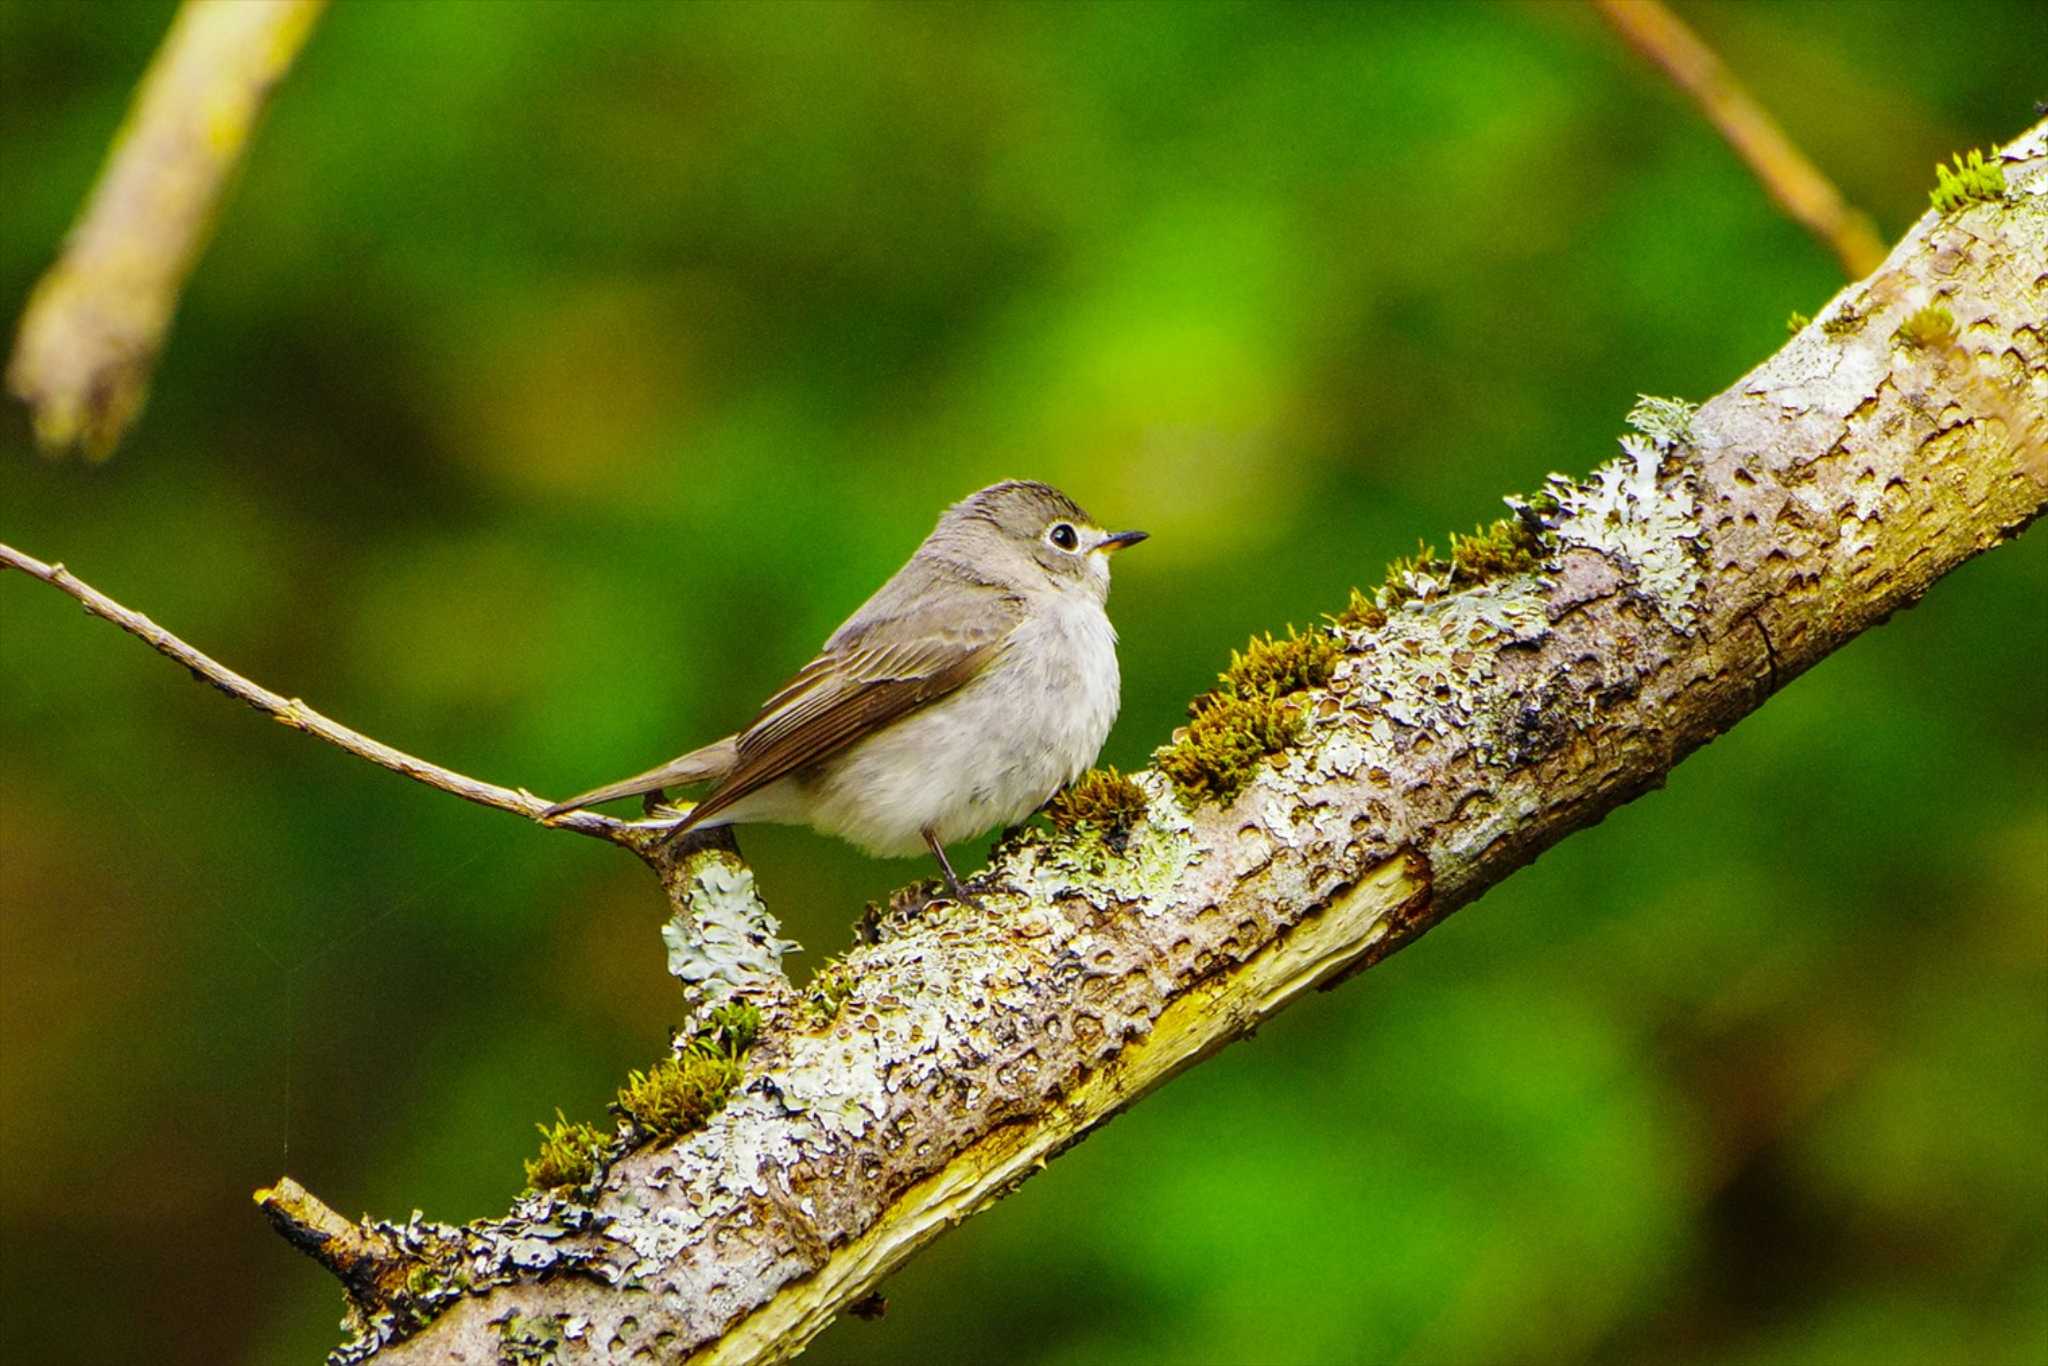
xmin=1155 ymin=620 xmax=1347 ymax=807
xmin=1331 ymin=585 xmax=1387 ymax=632
xmin=523 ymin=1111 xmax=611 ymax=1194
xmin=1786 ymin=310 xmax=1811 ymax=335
xmin=1157 ymin=511 xmax=1551 ymax=807
xmin=700 ymin=999 xmax=762 ymax=1053
xmin=1894 ymin=303 xmax=1957 ymax=352
xmin=615 ymin=1053 xmax=741 ymax=1136
xmin=800 ymin=956 xmax=859 ymax=1028
xmin=1376 ymin=514 xmax=1546 ymax=609
xmin=1929 ymin=148 xmax=2005 ymax=213
xmin=1046 ymin=766 xmax=1150 ymax=839
xmin=1157 ymin=692 xmax=1304 ymax=806
xmin=1822 ymin=305 xmax=1865 ymax=339
xmin=613 ymin=1000 xmax=760 ymax=1138
xmin=524 ymin=1002 xmax=763 ymax=1188
xmin=1450 ymin=517 xmax=1546 ymax=580
xmin=1215 ymin=627 xmax=1342 ymax=700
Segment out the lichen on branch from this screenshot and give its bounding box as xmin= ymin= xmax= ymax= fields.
xmin=340 ymin=119 xmax=2040 ymax=1366
xmin=14 ymin=112 xmax=2045 ymax=1366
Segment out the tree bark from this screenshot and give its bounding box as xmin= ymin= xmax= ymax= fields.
xmin=272 ymin=120 xmax=2045 ymax=1363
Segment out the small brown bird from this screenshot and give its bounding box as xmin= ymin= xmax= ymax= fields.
xmin=545 ymin=480 xmax=1146 ymax=900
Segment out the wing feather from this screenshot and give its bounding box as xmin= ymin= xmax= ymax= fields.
xmin=678 ymin=587 xmax=1022 ymax=832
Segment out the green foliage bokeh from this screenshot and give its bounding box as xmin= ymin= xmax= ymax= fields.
xmin=1 ymin=3 xmax=2042 ymax=1363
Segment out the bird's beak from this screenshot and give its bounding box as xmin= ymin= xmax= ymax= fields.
xmin=1095 ymin=529 xmax=1149 ymax=554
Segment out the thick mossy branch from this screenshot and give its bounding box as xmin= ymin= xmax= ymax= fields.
xmin=1930 ymin=147 xmax=2006 ymax=213
xmin=242 ymin=117 xmax=2043 ymax=1366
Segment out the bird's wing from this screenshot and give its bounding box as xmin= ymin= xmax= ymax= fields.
xmin=678 ymin=590 xmax=1024 ymax=832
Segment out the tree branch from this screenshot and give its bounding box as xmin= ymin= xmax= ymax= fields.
xmin=0 ymin=542 xmax=654 ymax=851
xmin=1593 ymin=0 xmax=1887 ymax=277
xmin=12 ymin=118 xmax=2044 ymax=1366
xmin=6 ymin=0 xmax=327 ymax=458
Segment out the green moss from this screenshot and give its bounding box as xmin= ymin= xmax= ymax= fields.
xmin=1155 ymin=503 xmax=1554 ymax=808
xmin=523 ymin=1110 xmax=611 ymax=1194
xmin=1046 ymin=766 xmax=1150 ymax=838
xmin=1786 ymin=310 xmax=1811 ymax=335
xmin=1375 ymin=513 xmax=1546 ymax=609
xmin=800 ymin=956 xmax=859 ymax=1028
xmin=1894 ymin=302 xmax=1956 ymax=351
xmin=1330 ymin=585 xmax=1387 ymax=632
xmin=1155 ymin=691 xmax=1304 ymax=806
xmin=615 ymin=1052 xmax=743 ymax=1137
xmin=1822 ymin=304 xmax=1865 ymax=339
xmin=612 ymin=1003 xmax=759 ymax=1138
xmin=1215 ymin=626 xmax=1342 ymax=701
xmin=700 ymin=999 xmax=762 ymax=1054
xmin=1449 ymin=517 xmax=1545 ymax=580
xmin=523 ymin=1000 xmax=764 ymax=1185
xmin=1929 ymin=148 xmax=2005 ymax=213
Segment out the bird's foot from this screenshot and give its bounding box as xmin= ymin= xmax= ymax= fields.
xmin=920 ymin=828 xmax=988 ymax=913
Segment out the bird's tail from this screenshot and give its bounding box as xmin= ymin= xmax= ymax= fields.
xmin=542 ymin=735 xmax=739 ymax=817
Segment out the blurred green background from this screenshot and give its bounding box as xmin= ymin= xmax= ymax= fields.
xmin=2 ymin=2 xmax=2043 ymax=1363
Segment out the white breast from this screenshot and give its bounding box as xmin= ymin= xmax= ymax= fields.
xmin=794 ymin=589 xmax=1121 ymax=856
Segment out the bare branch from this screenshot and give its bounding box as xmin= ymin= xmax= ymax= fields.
xmin=7 ymin=0 xmax=328 ymax=458
xmin=0 ymin=542 xmax=660 ymax=850
xmin=1593 ymin=0 xmax=1887 ymax=277
xmin=255 ymin=1179 xmax=407 ymax=1310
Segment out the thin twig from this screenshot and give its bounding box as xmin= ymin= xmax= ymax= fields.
xmin=8 ymin=0 xmax=329 ymax=458
xmin=0 ymin=541 xmax=672 ymax=850
xmin=1592 ymin=0 xmax=1887 ymax=278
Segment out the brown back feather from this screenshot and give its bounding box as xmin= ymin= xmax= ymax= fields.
xmin=677 ymin=574 xmax=1024 ymax=832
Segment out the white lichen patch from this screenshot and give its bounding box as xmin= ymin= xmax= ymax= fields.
xmin=773 ymin=1027 xmax=892 ymax=1138
xmin=1548 ymin=430 xmax=1704 ymax=632
xmin=599 ymin=1202 xmax=698 ymax=1279
xmin=1316 ymin=729 xmax=1368 ymax=779
xmin=661 ymin=855 xmax=799 ymax=1002
xmin=1345 ymin=576 xmax=1551 ymax=742
xmin=597 ymin=1089 xmax=828 ymax=1284
xmin=1625 ymin=394 xmax=1698 ymax=448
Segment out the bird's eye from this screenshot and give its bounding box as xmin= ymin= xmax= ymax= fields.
xmin=1048 ymin=523 xmax=1079 ymax=551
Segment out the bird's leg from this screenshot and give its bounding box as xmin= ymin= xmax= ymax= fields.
xmin=922 ymin=827 xmax=985 ymax=911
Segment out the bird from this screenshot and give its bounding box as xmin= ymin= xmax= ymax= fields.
xmin=544 ymin=480 xmax=1147 ymax=903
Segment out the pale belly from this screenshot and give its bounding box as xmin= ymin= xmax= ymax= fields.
xmin=752 ymin=595 xmax=1121 ymax=856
